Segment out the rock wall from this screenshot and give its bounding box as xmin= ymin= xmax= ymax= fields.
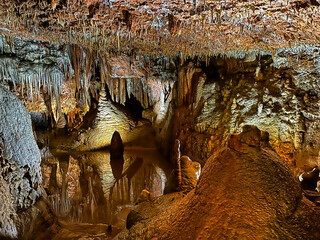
xmin=0 ymin=174 xmax=17 ymax=239
xmin=172 ymin=46 xmax=320 ymax=168
xmin=0 ymin=86 xmax=42 ymax=238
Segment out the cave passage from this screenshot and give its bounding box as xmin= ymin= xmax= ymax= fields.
xmin=1 ymin=0 xmax=320 ymax=239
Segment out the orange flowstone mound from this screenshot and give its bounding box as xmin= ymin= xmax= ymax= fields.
xmin=117 ymin=125 xmax=320 ymax=240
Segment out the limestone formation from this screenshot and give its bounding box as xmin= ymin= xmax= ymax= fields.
xmin=116 ymin=126 xmax=320 ymax=240
xmin=110 ymin=131 xmax=124 ymax=159
xmin=1 ymin=1 xmax=318 ymax=56
xmin=0 ymin=86 xmax=42 ymax=238
xmin=0 ymin=175 xmax=17 ymax=239
xmin=174 ymin=48 xmax=320 ymax=168
xmin=180 ymin=156 xmax=201 ymax=193
xmin=0 ymin=87 xmax=42 ymax=208
xmin=69 ymin=89 xmax=152 ymax=151
xmin=1 ymin=32 xmax=320 ymax=170
xmin=138 ymin=189 xmax=151 ymax=203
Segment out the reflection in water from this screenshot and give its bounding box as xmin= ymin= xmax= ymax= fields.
xmin=41 ymin=148 xmax=170 ymax=227
xmin=110 ymin=157 xmax=124 ymax=181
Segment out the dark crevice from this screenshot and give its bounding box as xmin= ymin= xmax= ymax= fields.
xmin=24 ymin=170 xmax=33 ymax=187
xmin=125 ymin=94 xmax=143 ymax=119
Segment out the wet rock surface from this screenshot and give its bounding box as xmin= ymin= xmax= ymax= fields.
xmin=116 ymin=126 xmax=320 ymax=240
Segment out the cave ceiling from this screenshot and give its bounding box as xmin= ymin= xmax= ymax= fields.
xmin=0 ymin=0 xmax=319 ymax=57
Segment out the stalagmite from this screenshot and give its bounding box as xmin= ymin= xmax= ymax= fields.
xmin=172 ymin=139 xmax=182 ymax=190
xmin=110 ymin=131 xmax=124 ymax=159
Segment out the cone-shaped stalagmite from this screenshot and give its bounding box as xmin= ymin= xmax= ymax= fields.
xmin=110 ymin=131 xmax=124 ymax=159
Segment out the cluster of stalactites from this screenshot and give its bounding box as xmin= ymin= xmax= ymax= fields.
xmin=99 ymin=54 xmax=173 ymax=109
xmin=0 ymin=39 xmax=178 ymax=128
xmin=0 ymin=57 xmax=65 ymax=104
xmin=103 ymin=76 xmax=173 ymax=109
xmin=69 ymin=44 xmax=98 ymax=111
xmin=0 ymin=43 xmax=99 ymax=127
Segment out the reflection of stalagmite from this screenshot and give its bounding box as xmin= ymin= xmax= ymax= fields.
xmin=110 ymin=156 xmax=124 ymax=181
xmin=88 ymin=176 xmax=98 ymax=221
xmin=125 ymin=157 xmax=143 ymax=201
xmin=58 ymin=155 xmax=70 ymax=216
xmin=44 ymin=147 xmax=168 ymax=227
xmin=48 ymin=163 xmax=59 ymax=195
xmin=110 ymin=157 xmax=143 ymax=204
xmin=110 ymin=131 xmax=125 ymax=193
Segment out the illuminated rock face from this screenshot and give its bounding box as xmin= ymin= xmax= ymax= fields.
xmin=1 ymin=35 xmax=320 ymax=167
xmin=173 ymin=48 xmax=320 ymax=168
xmin=70 ymin=89 xmax=152 ymax=151
xmin=0 ymin=86 xmax=42 ymax=238
xmin=116 ymin=126 xmax=320 ymax=240
xmin=179 ymin=156 xmax=201 ymax=192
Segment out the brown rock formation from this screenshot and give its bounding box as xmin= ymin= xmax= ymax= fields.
xmin=116 ymin=126 xmax=320 ymax=240
xmin=0 ymin=0 xmax=319 ymax=56
xmin=173 ymin=50 xmax=320 ymax=168
xmin=180 ymin=155 xmax=201 ymax=192
xmin=172 ymin=139 xmax=182 ymax=190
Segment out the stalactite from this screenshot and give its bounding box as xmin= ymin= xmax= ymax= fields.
xmin=71 ymin=45 xmax=83 ymax=91
xmin=120 ymin=78 xmax=126 ymax=105
xmin=99 ymin=52 xmax=112 ymax=87
xmin=0 ymin=50 xmax=69 ymax=114
xmin=177 ymin=62 xmax=196 ymax=106
xmin=84 ymin=49 xmax=93 ymax=108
